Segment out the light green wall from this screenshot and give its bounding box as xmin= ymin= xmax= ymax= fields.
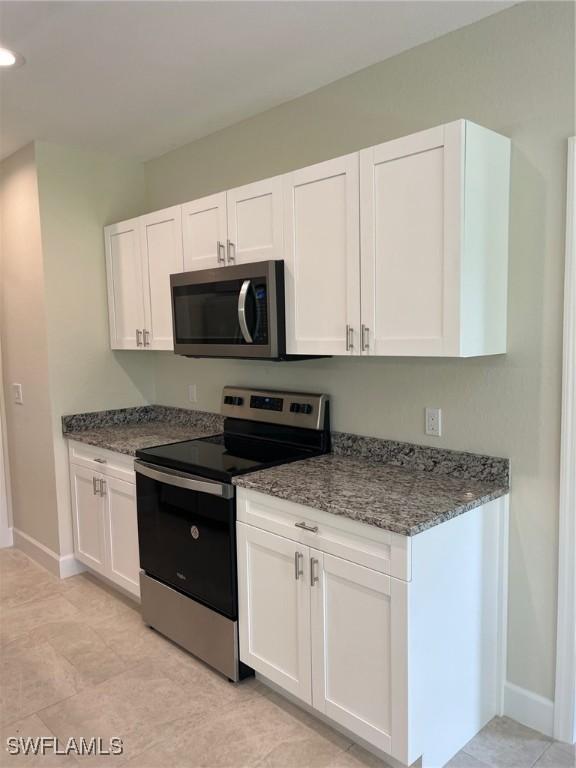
xmin=35 ymin=142 xmax=154 ymax=555
xmin=0 ymin=145 xmax=61 ymax=552
xmin=145 ymin=2 xmax=575 ymax=700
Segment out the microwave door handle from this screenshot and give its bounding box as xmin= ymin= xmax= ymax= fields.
xmin=238 ymin=279 xmax=254 ymax=343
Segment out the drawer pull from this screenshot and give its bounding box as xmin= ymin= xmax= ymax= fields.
xmin=295 ymin=521 xmax=318 ymax=534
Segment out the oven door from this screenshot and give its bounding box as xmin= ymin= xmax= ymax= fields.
xmin=170 ymin=260 xmax=285 ymax=358
xmin=135 ymin=461 xmax=237 ymax=619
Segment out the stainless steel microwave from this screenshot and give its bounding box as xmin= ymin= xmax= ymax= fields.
xmin=170 ymin=260 xmax=288 ymax=359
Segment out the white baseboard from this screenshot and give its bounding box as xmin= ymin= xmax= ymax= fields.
xmin=0 ymin=525 xmax=13 ymax=548
xmin=13 ymin=528 xmax=86 ymax=579
xmin=503 ymin=681 xmax=555 ymax=737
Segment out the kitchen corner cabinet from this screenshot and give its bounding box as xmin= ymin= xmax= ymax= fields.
xmin=236 ymin=488 xmax=508 ymax=768
xmin=69 ymin=441 xmax=140 ymax=597
xmin=105 ymin=205 xmax=183 ymax=351
xmin=182 ymin=176 xmax=284 ymax=271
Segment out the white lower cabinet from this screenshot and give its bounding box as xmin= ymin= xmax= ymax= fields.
xmin=70 ymin=464 xmax=108 ymax=576
xmin=311 ymin=551 xmax=407 ymax=755
xmin=237 ymin=487 xmax=507 ymax=768
xmin=105 ymin=476 xmax=140 ymax=596
xmin=68 ymin=442 xmax=140 ymax=597
xmin=237 ymin=523 xmax=312 ymax=702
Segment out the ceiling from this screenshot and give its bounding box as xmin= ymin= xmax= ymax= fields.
xmin=0 ymin=1 xmax=515 ymax=162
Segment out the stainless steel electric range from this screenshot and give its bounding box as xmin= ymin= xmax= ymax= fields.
xmin=134 ymin=387 xmax=330 ymax=681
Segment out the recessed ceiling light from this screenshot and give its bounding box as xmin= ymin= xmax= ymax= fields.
xmin=0 ymin=47 xmax=24 ymax=68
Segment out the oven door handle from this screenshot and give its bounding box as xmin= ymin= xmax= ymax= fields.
xmin=238 ymin=279 xmax=254 ymax=344
xmin=134 ymin=460 xmax=234 ymax=499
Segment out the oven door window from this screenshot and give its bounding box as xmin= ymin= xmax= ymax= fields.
xmin=136 ymin=474 xmax=237 ymax=618
xmin=173 ymin=278 xmax=269 ymax=346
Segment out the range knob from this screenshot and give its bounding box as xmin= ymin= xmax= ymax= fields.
xmin=290 ymin=402 xmax=301 ymax=413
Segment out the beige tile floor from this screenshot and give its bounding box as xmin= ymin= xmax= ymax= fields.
xmin=0 ymin=548 xmax=574 ymax=768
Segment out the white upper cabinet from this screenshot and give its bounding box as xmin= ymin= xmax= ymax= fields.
xmin=226 ymin=176 xmax=284 ymax=265
xmin=105 ymin=218 xmax=146 ymax=350
xmin=106 ymin=207 xmax=183 ymax=351
xmin=105 ymin=120 xmax=509 ymax=357
xmin=182 ymin=192 xmax=227 ymax=271
xmin=283 ymin=154 xmax=361 ymax=355
xmin=141 ymin=206 xmax=183 ymax=350
xmin=360 ymin=120 xmax=510 ymax=356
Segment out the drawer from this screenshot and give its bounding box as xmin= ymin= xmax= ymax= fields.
xmin=236 ymin=488 xmax=410 ymax=581
xmin=68 ymin=440 xmax=135 ymax=483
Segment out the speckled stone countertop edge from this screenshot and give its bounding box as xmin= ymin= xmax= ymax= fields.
xmin=233 ymin=472 xmax=509 ymax=537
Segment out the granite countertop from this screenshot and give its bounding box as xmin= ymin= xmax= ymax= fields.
xmin=62 ymin=405 xmax=509 ymax=536
xmin=62 ymin=405 xmax=223 ymax=456
xmin=234 ymin=432 xmax=509 ymax=537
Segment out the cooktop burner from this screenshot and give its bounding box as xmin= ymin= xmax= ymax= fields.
xmin=136 ymin=433 xmax=322 ymax=482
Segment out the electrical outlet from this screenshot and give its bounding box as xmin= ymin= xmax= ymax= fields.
xmin=12 ymin=383 xmax=23 ymax=405
xmin=425 ymin=407 xmax=442 ymax=436
xmin=188 ymin=384 xmax=198 ymax=403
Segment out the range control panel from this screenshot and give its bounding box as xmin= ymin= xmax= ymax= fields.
xmin=221 ymin=387 xmax=328 ymax=431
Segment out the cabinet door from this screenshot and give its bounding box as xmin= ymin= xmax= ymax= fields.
xmin=311 ymin=550 xmax=408 ymax=758
xmin=70 ymin=465 xmax=107 ymax=575
xmin=182 ymin=192 xmax=227 ymax=271
xmin=226 ymin=177 xmax=283 ymax=265
xmin=237 ymin=522 xmax=312 ymax=703
xmin=141 ymin=206 xmax=183 ymax=350
xmin=103 ymin=476 xmax=140 ymax=597
xmin=105 ymin=218 xmax=146 ymax=349
xmin=284 ymin=154 xmax=361 ymax=355
xmin=360 ymin=123 xmax=462 ymax=356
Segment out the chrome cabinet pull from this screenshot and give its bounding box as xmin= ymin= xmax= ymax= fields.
xmin=361 ymin=324 xmax=370 ymax=352
xmin=227 ymin=240 xmax=235 ymax=263
xmin=294 ymin=551 xmax=304 ymax=580
xmin=310 ymin=557 xmax=319 ymax=587
xmin=92 ymin=476 xmax=98 ymax=495
xmin=345 ymin=324 xmax=354 ymax=351
xmin=99 ymin=479 xmax=107 ymax=496
xmin=143 ymin=329 xmax=150 ymax=347
xmin=295 ymin=521 xmax=319 ymax=534
xmin=217 ymin=241 xmax=226 ymax=264
xmin=136 ymin=329 xmax=143 ymax=347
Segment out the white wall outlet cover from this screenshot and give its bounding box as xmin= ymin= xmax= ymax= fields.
xmin=188 ymin=384 xmax=198 ymax=403
xmin=425 ymin=407 xmax=442 ymax=436
xmin=12 ymin=383 xmax=23 ymax=405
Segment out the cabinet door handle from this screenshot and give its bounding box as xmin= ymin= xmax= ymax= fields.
xmin=143 ymin=329 xmax=150 ymax=347
xmin=92 ymin=476 xmax=98 ymax=495
xmin=361 ymin=324 xmax=370 ymax=352
xmin=294 ymin=551 xmax=304 ymax=580
xmin=295 ymin=521 xmax=318 ymax=534
xmin=227 ymin=240 xmax=235 ymax=263
xmin=310 ymin=557 xmax=319 ymax=587
xmin=99 ymin=479 xmax=107 ymax=496
xmin=345 ymin=324 xmax=354 ymax=351
xmin=136 ymin=329 xmax=143 ymax=347
xmin=217 ymin=241 xmax=226 ymax=264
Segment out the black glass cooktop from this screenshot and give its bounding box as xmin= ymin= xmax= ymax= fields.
xmin=135 ymin=433 xmax=321 ymax=483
